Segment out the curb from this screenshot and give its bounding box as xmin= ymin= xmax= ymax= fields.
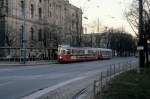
xmin=0 ymin=61 xmax=58 ymax=67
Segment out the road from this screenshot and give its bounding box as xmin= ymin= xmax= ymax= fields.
xmin=0 ymin=57 xmax=137 ymax=99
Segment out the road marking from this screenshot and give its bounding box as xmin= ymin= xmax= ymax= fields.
xmin=21 ymin=77 xmax=85 ymax=99
xmin=0 ymin=65 xmax=53 ymax=72
xmin=0 ymin=73 xmax=69 ymax=81
xmin=0 ymin=69 xmax=14 ymax=72
xmin=0 ymin=81 xmax=13 ymax=87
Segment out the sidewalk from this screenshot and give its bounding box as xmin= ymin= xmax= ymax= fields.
xmin=0 ymin=60 xmax=58 ymax=67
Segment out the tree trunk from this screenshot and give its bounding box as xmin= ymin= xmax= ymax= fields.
xmin=145 ymin=41 xmax=149 ymax=67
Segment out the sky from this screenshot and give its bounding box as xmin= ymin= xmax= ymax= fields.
xmin=69 ymin=0 xmax=135 ymax=35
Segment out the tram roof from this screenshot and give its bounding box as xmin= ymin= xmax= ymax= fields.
xmin=58 ymin=45 xmax=112 ymax=51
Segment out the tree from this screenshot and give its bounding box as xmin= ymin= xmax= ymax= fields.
xmin=99 ymin=29 xmax=136 ymax=57
xmin=126 ymin=0 xmax=150 ymax=67
xmin=45 ymin=24 xmax=62 ymax=48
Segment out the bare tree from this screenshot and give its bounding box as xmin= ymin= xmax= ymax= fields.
xmin=125 ymin=0 xmax=150 ymax=36
xmin=98 ymin=29 xmax=136 ymax=57
xmin=125 ymin=0 xmax=150 ymax=67
xmin=42 ymin=24 xmax=64 ymax=49
xmin=125 ymin=0 xmax=139 ymax=36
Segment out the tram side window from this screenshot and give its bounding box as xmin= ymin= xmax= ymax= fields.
xmin=94 ymin=51 xmax=96 ymax=55
xmin=71 ymin=49 xmax=84 ymax=55
xmin=104 ymin=51 xmax=107 ymax=55
xmin=78 ymin=50 xmax=84 ymax=55
xmin=82 ymin=50 xmax=85 ymax=55
xmin=88 ymin=50 xmax=94 ymax=55
xmin=108 ymin=51 xmax=110 ymax=55
xmin=102 ymin=51 xmax=105 ymax=55
xmin=105 ymin=51 xmax=109 ymax=56
xmin=72 ymin=49 xmax=75 ymax=55
xmin=75 ymin=50 xmax=80 ymax=55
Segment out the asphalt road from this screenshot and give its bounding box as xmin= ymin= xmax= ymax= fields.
xmin=0 ymin=57 xmax=137 ymax=99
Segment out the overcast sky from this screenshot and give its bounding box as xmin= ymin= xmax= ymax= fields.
xmin=69 ymin=0 xmax=134 ymax=35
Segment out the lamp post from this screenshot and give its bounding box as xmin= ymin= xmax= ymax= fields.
xmin=21 ymin=0 xmax=27 ymax=64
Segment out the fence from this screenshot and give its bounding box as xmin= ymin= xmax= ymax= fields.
xmin=0 ymin=47 xmax=57 ymax=64
xmin=72 ymin=60 xmax=138 ymax=99
xmin=93 ymin=61 xmax=138 ymax=99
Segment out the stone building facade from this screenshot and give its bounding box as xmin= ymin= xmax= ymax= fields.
xmin=0 ymin=0 xmax=82 ymax=48
xmin=82 ymin=32 xmax=109 ymax=48
xmin=0 ymin=0 xmax=82 ymax=58
xmin=64 ymin=1 xmax=82 ymax=46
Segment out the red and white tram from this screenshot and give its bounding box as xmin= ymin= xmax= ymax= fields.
xmin=58 ymin=45 xmax=112 ymax=63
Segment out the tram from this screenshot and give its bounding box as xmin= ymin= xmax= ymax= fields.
xmin=57 ymin=45 xmax=112 ymax=63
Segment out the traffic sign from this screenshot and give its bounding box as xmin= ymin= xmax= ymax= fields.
xmin=137 ymin=46 xmax=144 ymax=50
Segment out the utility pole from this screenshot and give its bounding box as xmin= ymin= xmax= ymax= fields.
xmin=97 ymin=18 xmax=100 ymax=33
xmin=21 ymin=0 xmax=27 ymax=64
xmin=91 ymin=32 xmax=93 ymax=47
xmin=139 ymin=0 xmax=145 ymax=68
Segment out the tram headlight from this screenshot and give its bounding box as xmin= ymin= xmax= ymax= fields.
xmin=59 ymin=56 xmax=63 ymax=59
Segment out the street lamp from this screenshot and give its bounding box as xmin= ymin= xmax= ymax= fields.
xmin=21 ymin=0 xmax=27 ymax=64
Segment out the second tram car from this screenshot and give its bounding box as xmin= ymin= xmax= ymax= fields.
xmin=58 ymin=45 xmax=112 ymax=63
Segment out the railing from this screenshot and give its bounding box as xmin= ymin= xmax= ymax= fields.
xmin=93 ymin=61 xmax=138 ymax=99
xmin=0 ymin=47 xmax=57 ymax=64
xmin=72 ymin=61 xmax=138 ymax=99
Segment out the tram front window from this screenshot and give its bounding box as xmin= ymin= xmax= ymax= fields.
xmin=59 ymin=50 xmax=66 ymax=55
xmin=66 ymin=49 xmax=71 ymax=54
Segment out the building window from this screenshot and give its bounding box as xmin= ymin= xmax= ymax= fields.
xmin=20 ymin=25 xmax=24 ymax=43
xmin=49 ymin=11 xmax=51 ymax=17
xmin=31 ymin=4 xmax=34 ymax=18
xmin=39 ymin=7 xmax=42 ymax=19
xmin=39 ymin=0 xmax=42 ymax=3
xmin=48 ymin=7 xmax=51 ymax=17
xmin=30 ymin=27 xmax=34 ymax=40
xmin=38 ymin=29 xmax=42 ymax=41
xmin=21 ymin=0 xmax=24 ymax=15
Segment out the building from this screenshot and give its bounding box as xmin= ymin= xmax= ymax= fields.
xmin=0 ymin=0 xmax=82 ymax=57
xmin=82 ymin=32 xmax=110 ymax=48
xmin=64 ymin=1 xmax=82 ymax=46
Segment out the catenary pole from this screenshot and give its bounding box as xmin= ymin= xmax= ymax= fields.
xmin=21 ymin=0 xmax=27 ymax=64
xmin=139 ymin=0 xmax=145 ymax=68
